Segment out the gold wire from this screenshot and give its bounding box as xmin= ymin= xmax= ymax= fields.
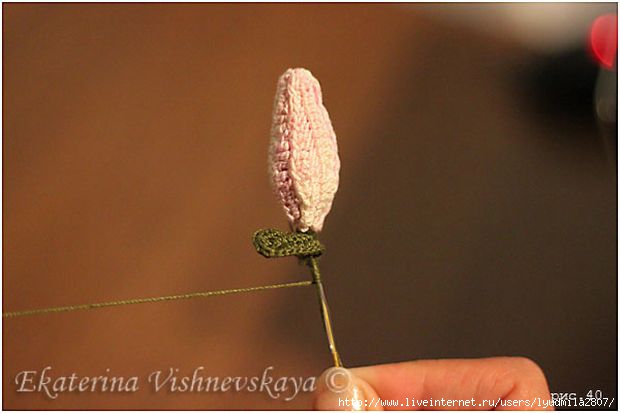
xmin=3 ymin=280 xmax=313 ymax=318
xmin=308 ymin=256 xmax=343 ymax=368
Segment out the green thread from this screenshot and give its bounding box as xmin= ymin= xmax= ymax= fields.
xmin=252 ymin=228 xmax=343 ymax=367
xmin=4 ymin=226 xmax=342 ymax=369
xmin=3 ymin=280 xmax=313 ymax=318
xmin=307 ymin=255 xmax=342 ymax=367
xmin=252 ymin=228 xmax=324 ymax=258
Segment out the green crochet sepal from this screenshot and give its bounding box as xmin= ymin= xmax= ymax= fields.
xmin=252 ymin=228 xmax=325 ymax=258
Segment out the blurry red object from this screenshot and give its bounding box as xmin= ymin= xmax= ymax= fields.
xmin=589 ymin=14 xmax=617 ymax=70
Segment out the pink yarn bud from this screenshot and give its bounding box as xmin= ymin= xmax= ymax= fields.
xmin=269 ymin=68 xmax=341 ymax=233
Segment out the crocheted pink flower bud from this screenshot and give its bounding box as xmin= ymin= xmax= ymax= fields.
xmin=269 ymin=68 xmax=340 ymax=233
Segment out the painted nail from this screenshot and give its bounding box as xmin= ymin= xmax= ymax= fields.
xmin=314 ymin=367 xmax=380 ymax=411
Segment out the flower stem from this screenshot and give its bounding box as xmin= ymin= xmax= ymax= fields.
xmin=308 ymin=256 xmax=343 ymax=368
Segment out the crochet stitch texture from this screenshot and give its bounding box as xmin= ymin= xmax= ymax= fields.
xmin=252 ymin=228 xmax=325 ymax=258
xmin=269 ymin=68 xmax=340 ymax=233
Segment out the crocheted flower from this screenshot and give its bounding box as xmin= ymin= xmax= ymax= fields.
xmin=269 ymin=68 xmax=340 ymax=233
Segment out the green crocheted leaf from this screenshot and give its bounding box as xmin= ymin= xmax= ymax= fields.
xmin=252 ymin=228 xmax=325 ymax=258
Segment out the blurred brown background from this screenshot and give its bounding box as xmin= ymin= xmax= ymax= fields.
xmin=3 ymin=3 xmax=617 ymax=410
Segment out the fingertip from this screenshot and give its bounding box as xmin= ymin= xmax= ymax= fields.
xmin=313 ymin=367 xmax=382 ymax=411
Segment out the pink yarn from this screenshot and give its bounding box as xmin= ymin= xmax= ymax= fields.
xmin=269 ymin=68 xmax=340 ymax=233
